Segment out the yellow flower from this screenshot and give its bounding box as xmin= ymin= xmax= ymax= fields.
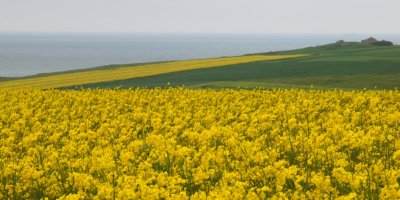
xmin=1 ymin=88 xmax=400 ymax=198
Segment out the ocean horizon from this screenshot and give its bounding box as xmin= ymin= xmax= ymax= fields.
xmin=1 ymin=32 xmax=400 ymax=77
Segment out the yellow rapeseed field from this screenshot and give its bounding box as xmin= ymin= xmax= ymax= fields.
xmin=1 ymin=88 xmax=400 ymax=199
xmin=0 ymin=55 xmax=303 ymax=89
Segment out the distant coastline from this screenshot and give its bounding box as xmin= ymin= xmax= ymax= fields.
xmin=1 ymin=32 xmax=400 ymax=77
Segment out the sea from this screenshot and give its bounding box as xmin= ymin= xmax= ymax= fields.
xmin=1 ymin=32 xmax=399 ymax=77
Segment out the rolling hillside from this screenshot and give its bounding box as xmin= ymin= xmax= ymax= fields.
xmin=0 ymin=55 xmax=303 ymax=89
xmin=71 ymin=42 xmax=400 ymax=90
xmin=1 ymin=42 xmax=400 ymax=90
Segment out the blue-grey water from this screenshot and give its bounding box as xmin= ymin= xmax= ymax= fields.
xmin=1 ymin=32 xmax=399 ymax=77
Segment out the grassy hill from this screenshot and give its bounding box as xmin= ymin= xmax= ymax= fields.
xmin=66 ymin=42 xmax=400 ymax=90
xmin=1 ymin=41 xmax=400 ymax=90
xmin=0 ymin=55 xmax=302 ymax=89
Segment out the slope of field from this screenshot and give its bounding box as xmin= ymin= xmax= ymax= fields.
xmin=1 ymin=88 xmax=400 ymax=199
xmin=0 ymin=55 xmax=303 ymax=89
xmin=75 ymin=43 xmax=400 ymax=90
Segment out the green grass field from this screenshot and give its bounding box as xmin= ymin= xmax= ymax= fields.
xmin=0 ymin=55 xmax=302 ymax=89
xmin=66 ymin=42 xmax=400 ymax=90
xmin=2 ymin=42 xmax=400 ymax=90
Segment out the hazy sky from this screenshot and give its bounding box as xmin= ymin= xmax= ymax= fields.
xmin=1 ymin=0 xmax=399 ymax=34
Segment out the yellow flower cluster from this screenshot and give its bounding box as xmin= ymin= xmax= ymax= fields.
xmin=1 ymin=88 xmax=400 ymax=199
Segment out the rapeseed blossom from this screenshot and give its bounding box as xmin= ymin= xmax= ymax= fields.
xmin=0 ymin=88 xmax=400 ymax=199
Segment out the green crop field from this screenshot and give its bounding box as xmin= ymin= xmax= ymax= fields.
xmin=65 ymin=42 xmax=400 ymax=90
xmin=1 ymin=42 xmax=400 ymax=90
xmin=0 ymin=55 xmax=302 ymax=89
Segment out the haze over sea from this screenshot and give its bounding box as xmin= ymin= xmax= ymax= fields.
xmin=1 ymin=32 xmax=400 ymax=77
